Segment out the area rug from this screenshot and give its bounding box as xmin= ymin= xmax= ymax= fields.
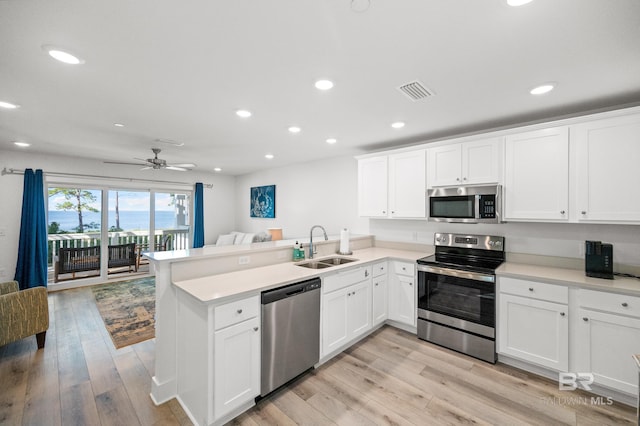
xmin=91 ymin=276 xmax=155 ymax=349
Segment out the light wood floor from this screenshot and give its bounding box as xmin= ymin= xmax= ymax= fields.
xmin=1 ymin=287 xmax=636 ymax=426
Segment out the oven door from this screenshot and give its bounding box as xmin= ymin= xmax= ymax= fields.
xmin=417 ymin=265 xmax=495 ymax=329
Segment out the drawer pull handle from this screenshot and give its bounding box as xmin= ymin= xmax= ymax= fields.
xmin=528 ymin=287 xmax=534 ymax=292
xmin=622 ymin=302 xmax=629 ymax=307
xmin=237 ymin=309 xmax=243 ymax=314
xmin=254 ymin=327 xmax=259 ymax=332
xmin=409 ymin=283 xmax=413 ymax=286
xmin=375 ymin=283 xmax=379 ymax=287
xmin=365 ymin=270 xmax=369 ymax=277
xmin=583 ymin=317 xmax=589 ymax=322
xmin=560 ymin=312 xmax=565 ymax=317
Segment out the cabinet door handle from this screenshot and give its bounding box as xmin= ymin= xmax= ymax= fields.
xmin=560 ymin=210 xmax=565 ymax=215
xmin=382 ymin=211 xmax=386 ymax=214
xmin=237 ymin=309 xmax=243 ymax=314
xmin=365 ymin=270 xmax=369 ymax=277
xmin=391 ymin=211 xmax=395 ymax=214
xmin=409 ymin=282 xmax=413 ymax=286
xmin=583 ymin=317 xmax=589 ymax=322
xmin=622 ymin=302 xmax=629 ymax=307
xmin=528 ymin=287 xmax=534 ymax=292
xmin=581 ymin=211 xmax=587 ymax=215
xmin=560 ymin=312 xmax=565 ymax=317
xmin=456 ymin=177 xmax=460 ymax=182
xmin=375 ymin=283 xmax=379 ymax=286
xmin=254 ymin=327 xmax=259 ymax=332
xmin=463 ymin=177 xmax=467 ymax=181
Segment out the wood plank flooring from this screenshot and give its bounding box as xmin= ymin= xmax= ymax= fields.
xmin=1 ymin=286 xmax=636 ymax=425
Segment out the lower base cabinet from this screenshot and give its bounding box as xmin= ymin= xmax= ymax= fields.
xmin=322 ymin=266 xmax=373 ymax=358
xmin=576 ymin=302 xmax=640 ymax=395
xmin=176 ymin=293 xmax=260 ymax=426
xmin=213 ymin=316 xmax=261 ymax=420
xmin=498 ymin=293 xmax=568 ymax=371
xmin=388 ymin=262 xmax=416 ymax=327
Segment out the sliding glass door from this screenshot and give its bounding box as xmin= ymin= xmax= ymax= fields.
xmin=48 ymin=185 xmax=192 ymax=285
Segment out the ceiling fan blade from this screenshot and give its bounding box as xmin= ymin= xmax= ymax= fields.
xmin=140 ymin=166 xmax=153 ymax=170
xmin=165 ymin=166 xmax=189 ymax=171
xmin=168 ymin=163 xmax=197 ymax=168
xmin=104 ymin=161 xmax=148 ymax=166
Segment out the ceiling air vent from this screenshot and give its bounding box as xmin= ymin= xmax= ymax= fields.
xmin=397 ymin=80 xmax=435 ymax=101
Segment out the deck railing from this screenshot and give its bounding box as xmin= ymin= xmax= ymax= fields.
xmin=47 ymin=228 xmax=190 ymax=266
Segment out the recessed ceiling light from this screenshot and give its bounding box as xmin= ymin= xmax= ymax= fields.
xmin=0 ymin=101 xmax=19 ymax=109
xmin=315 ymin=80 xmax=334 ymax=91
xmin=42 ymin=45 xmax=85 ymax=65
xmin=214 ymin=167 xmax=222 ymax=172
xmin=530 ymin=83 xmax=555 ymax=95
xmin=114 ymin=123 xmax=125 ymax=127
xmin=326 ymin=138 xmax=337 ymax=144
xmin=391 ymin=122 xmax=405 ymax=129
xmin=288 ymin=126 xmax=301 ymax=134
xmin=236 ymin=109 xmax=252 ymax=118
xmin=265 ymin=154 xmax=274 ymax=159
xmin=13 ymin=141 xmax=30 ymax=147
xmin=507 ymin=0 xmax=533 ymax=6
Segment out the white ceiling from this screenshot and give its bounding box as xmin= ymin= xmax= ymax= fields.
xmin=1 ymin=0 xmax=640 ymax=176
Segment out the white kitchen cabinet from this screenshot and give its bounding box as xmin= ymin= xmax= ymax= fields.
xmin=428 ymin=137 xmax=502 ymax=187
xmin=214 ymin=316 xmax=261 ymax=421
xmin=372 ymin=261 xmax=388 ymax=326
xmin=358 ymin=156 xmax=388 ymax=217
xmin=504 ymin=126 xmax=569 ymax=221
xmin=176 ymin=293 xmax=261 ymax=426
xmin=575 ymin=289 xmax=640 ymax=395
xmin=573 ymin=112 xmax=640 ymax=223
xmin=322 ymin=267 xmax=372 ymax=357
xmin=388 ymin=261 xmax=416 ymax=327
xmin=498 ymin=294 xmax=568 ymax=371
xmin=357 ymin=150 xmax=426 ymax=218
xmin=498 ymin=278 xmax=569 ymax=372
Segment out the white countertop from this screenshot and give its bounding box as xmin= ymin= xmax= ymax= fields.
xmin=497 ymin=262 xmax=640 ymax=295
xmin=173 ymin=247 xmax=430 ymax=303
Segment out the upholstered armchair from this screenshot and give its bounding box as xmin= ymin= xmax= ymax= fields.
xmin=0 ymin=281 xmax=49 ymax=349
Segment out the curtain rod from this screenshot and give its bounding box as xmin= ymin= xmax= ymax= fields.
xmin=1 ymin=167 xmax=213 ymax=188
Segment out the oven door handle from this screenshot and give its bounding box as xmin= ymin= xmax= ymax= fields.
xmin=417 ymin=264 xmax=495 ymax=283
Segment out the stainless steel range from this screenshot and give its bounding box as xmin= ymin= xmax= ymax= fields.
xmin=417 ymin=233 xmax=505 ymax=363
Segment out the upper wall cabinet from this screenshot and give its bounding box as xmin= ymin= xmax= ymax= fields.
xmin=428 ymin=137 xmax=503 ymax=187
xmin=504 ymin=127 xmax=569 ymax=221
xmin=573 ymin=113 xmax=640 ymax=223
xmin=358 ymin=150 xmax=426 ymax=218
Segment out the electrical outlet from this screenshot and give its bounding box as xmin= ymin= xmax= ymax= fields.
xmin=238 ymin=256 xmax=250 ymax=265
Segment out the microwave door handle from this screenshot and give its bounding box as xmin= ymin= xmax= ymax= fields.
xmin=475 ymin=194 xmax=481 ymax=219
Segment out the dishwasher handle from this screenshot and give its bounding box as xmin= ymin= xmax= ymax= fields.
xmin=261 ymin=277 xmax=321 ymax=304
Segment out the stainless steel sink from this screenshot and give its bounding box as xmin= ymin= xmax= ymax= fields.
xmin=295 ymin=261 xmax=334 ymax=269
xmin=295 ymin=256 xmax=358 ymax=269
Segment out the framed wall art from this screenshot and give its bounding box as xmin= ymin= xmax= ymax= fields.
xmin=250 ymin=185 xmax=276 ymax=218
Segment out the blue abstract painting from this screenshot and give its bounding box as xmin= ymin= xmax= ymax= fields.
xmin=250 ymin=185 xmax=276 ymax=218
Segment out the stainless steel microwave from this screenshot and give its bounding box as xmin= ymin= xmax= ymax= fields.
xmin=428 ymin=185 xmax=502 ymax=223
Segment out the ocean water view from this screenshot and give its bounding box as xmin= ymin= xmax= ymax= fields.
xmin=48 ymin=210 xmax=179 ymax=232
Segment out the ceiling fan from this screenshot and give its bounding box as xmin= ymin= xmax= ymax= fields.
xmin=104 ymin=148 xmax=196 ymax=171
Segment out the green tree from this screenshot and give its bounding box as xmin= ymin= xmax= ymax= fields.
xmin=48 ymin=188 xmax=99 ymax=232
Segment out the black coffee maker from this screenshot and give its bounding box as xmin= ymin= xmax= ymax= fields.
xmin=585 ymin=240 xmax=614 ymax=279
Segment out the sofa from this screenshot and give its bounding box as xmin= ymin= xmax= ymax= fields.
xmin=0 ymin=281 xmax=49 ymax=349
xmin=214 ymin=231 xmax=273 ymax=246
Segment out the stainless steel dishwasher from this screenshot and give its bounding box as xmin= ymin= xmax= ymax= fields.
xmin=260 ymin=277 xmax=321 ymax=397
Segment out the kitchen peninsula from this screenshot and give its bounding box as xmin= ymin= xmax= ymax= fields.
xmin=145 ymin=234 xmax=431 ymax=425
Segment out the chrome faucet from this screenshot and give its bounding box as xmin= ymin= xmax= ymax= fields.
xmin=308 ymin=225 xmax=328 ymax=259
